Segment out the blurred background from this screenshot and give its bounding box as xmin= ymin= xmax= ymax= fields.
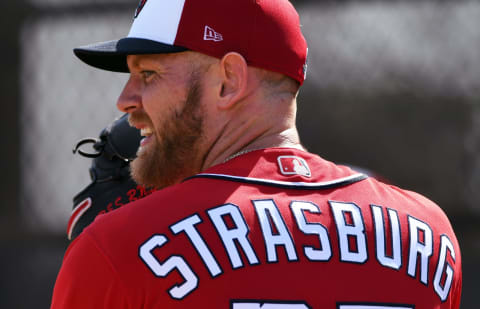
xmin=1 ymin=0 xmax=479 ymax=307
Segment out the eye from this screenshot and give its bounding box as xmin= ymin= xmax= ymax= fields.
xmin=140 ymin=70 xmax=155 ymax=81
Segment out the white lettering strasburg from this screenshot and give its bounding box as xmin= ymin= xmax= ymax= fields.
xmin=139 ymin=199 xmax=456 ymax=301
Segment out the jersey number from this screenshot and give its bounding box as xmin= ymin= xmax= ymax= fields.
xmin=338 ymin=305 xmax=413 ymax=309
xmin=231 ymin=301 xmax=413 ymax=309
xmin=231 ymin=301 xmax=310 ymax=309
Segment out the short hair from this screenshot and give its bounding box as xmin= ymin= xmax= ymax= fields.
xmin=256 ymin=68 xmax=300 ymax=97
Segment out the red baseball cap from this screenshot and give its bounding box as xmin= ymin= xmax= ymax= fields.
xmin=74 ymin=0 xmax=308 ymax=84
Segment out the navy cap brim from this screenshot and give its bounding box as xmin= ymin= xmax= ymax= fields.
xmin=73 ymin=38 xmax=188 ymax=72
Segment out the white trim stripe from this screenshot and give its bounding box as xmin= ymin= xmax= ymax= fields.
xmin=128 ymin=0 xmax=186 ymax=45
xmin=67 ymin=198 xmax=92 ymax=240
xmin=189 ymin=173 xmax=367 ymax=189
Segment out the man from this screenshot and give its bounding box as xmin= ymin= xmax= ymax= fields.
xmin=51 ymin=0 xmax=462 ymax=308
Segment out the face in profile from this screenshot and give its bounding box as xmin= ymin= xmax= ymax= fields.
xmin=129 ymin=71 xmax=206 ymax=189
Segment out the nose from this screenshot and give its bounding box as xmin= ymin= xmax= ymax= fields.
xmin=117 ymin=76 xmax=142 ymax=113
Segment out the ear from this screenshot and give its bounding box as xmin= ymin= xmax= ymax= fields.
xmin=217 ymin=52 xmax=248 ymax=109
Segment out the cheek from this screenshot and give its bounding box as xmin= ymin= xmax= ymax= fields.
xmin=141 ymin=91 xmax=178 ymax=135
xmin=143 ymin=79 xmax=187 ymax=113
xmin=141 ymin=87 xmax=166 ymax=116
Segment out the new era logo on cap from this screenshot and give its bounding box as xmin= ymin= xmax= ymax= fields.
xmin=277 ymin=156 xmax=311 ymax=177
xmin=204 ymin=26 xmax=223 ymax=42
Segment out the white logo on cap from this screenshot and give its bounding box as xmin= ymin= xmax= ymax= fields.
xmin=204 ymin=26 xmax=223 ymax=42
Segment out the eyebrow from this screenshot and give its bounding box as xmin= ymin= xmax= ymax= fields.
xmin=129 ymin=55 xmax=169 ymax=72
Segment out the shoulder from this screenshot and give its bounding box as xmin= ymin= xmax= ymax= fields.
xmin=51 ymin=232 xmax=130 ymax=309
xmin=387 ymin=181 xmax=452 ymax=224
xmin=88 ymin=181 xmax=208 ymax=233
xmin=80 ymin=181 xmax=210 ymax=262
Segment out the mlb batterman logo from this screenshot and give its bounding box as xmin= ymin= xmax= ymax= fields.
xmin=277 ymin=156 xmax=311 ymax=177
xmin=134 ymin=0 xmax=148 ymax=18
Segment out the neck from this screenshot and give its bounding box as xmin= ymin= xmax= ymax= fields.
xmin=221 ymin=130 xmax=305 ymax=164
xmin=201 ymin=96 xmax=304 ymax=169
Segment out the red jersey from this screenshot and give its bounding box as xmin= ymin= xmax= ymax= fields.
xmin=51 ymin=148 xmax=462 ymax=309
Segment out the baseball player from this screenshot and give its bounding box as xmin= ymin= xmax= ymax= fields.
xmin=51 ymin=0 xmax=462 ymax=308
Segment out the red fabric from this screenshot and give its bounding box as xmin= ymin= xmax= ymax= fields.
xmin=51 ymin=148 xmax=462 ymax=309
xmin=50 ymin=233 xmax=130 ymax=309
xmin=175 ymin=0 xmax=308 ymax=84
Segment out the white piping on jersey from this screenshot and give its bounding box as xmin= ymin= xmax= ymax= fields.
xmin=189 ymin=173 xmax=367 ymax=189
